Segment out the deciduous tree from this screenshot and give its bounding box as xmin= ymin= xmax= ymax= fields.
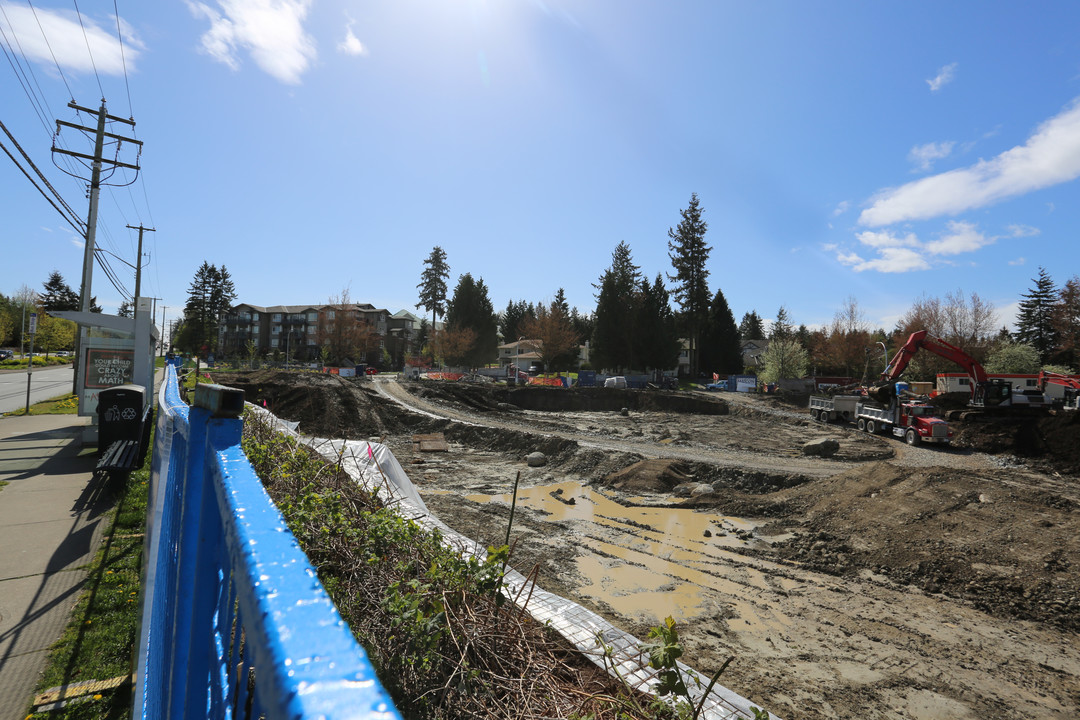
xmin=758 ymin=337 xmax=808 ymax=383
xmin=1053 ymin=275 xmax=1080 ymax=370
xmin=519 ymin=301 xmax=580 ymax=373
xmin=318 ymin=287 xmax=374 ymax=366
xmin=985 ymin=340 xmax=1041 ymax=374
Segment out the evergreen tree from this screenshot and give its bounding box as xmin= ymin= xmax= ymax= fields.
xmin=498 ymin=299 xmax=533 ymax=343
xmin=417 ymin=246 xmax=450 ymax=329
xmin=699 ymin=288 xmax=743 ymax=375
xmin=1014 ymin=267 xmax=1059 ymax=363
xmin=635 ymin=274 xmax=681 ymax=372
xmin=40 ymin=271 xmax=80 ymax=312
xmin=118 ymin=299 xmax=133 ymax=318
xmin=553 ymin=288 xmax=570 ymax=317
xmin=444 ymin=273 xmax=498 ymax=368
xmin=739 ymin=310 xmax=764 ymax=341
xmin=666 ymin=193 xmax=711 ymax=376
xmin=178 ymin=262 xmax=237 ymax=355
xmin=769 ymin=306 xmax=793 ymax=341
xmin=592 ymin=242 xmax=641 ymax=372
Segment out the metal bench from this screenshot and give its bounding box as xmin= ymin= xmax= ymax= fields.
xmin=97 ymin=439 xmax=142 ymax=473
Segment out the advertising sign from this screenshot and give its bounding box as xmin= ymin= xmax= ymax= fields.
xmin=85 ymin=348 xmax=135 ymax=389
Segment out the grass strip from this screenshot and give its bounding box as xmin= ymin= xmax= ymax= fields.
xmin=24 ymin=435 xmax=152 ymax=719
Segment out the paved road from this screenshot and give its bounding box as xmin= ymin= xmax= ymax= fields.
xmin=0 ymin=366 xmax=75 ymax=415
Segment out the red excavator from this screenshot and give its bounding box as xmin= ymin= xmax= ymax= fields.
xmin=873 ymin=330 xmax=1048 ymax=412
xmin=1039 ymin=371 xmax=1080 ymax=411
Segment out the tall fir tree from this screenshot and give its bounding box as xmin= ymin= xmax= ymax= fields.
xmin=40 ymin=271 xmax=80 ymax=312
xmin=1014 ymin=266 xmax=1059 ymax=363
xmin=417 ymin=246 xmax=450 ymax=329
xmin=666 ymin=193 xmax=711 ymax=376
xmin=739 ymin=310 xmax=764 ymax=341
xmin=592 ymin=242 xmax=641 ymax=372
xmin=444 ymin=273 xmax=498 ymax=368
xmin=635 ymin=274 xmax=681 ymax=372
xmin=699 ymin=288 xmax=743 ymax=375
xmin=178 ymin=262 xmax=237 ymax=355
xmin=769 ymin=306 xmax=793 ymax=341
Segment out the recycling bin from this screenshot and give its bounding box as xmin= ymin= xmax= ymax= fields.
xmin=96 ymin=384 xmax=147 ymax=457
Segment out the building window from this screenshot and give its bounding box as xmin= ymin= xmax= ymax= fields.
xmin=271 ymin=339 xmax=279 ymax=348
xmin=307 ymin=312 xmax=317 ymax=321
xmin=272 ymin=325 xmax=281 ymax=334
xmin=272 ymin=313 xmax=282 ymax=321
xmin=252 ymin=313 xmax=259 ymax=321
xmin=307 ymin=325 xmax=316 ymax=334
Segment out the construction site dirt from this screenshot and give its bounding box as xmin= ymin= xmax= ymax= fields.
xmin=213 ymin=370 xmax=1080 ymax=720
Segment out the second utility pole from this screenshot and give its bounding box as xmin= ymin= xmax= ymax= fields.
xmin=127 ymin=224 xmax=155 ymax=322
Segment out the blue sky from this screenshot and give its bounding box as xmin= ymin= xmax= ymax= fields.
xmin=2 ymin=1 xmax=1079 ymax=336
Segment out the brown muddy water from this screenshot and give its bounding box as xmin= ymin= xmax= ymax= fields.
xmin=461 ymin=481 xmax=796 ymax=625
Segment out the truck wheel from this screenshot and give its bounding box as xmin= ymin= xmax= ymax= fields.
xmin=857 ymin=418 xmax=866 ymax=432
xmin=906 ymin=428 xmax=919 ymax=445
xmin=866 ymin=420 xmax=876 ymax=434
xmin=811 ymin=409 xmax=820 ymax=421
xmin=820 ymin=411 xmax=830 ymax=423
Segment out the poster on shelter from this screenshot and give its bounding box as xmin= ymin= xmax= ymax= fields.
xmin=85 ymin=348 xmax=135 ymax=388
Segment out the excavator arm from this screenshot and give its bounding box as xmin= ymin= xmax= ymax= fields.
xmin=881 ymin=331 xmax=989 ymax=399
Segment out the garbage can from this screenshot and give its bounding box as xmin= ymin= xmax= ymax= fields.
xmin=97 ymin=384 xmax=147 ymax=456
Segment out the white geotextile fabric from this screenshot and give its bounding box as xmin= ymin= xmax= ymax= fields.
xmin=246 ymin=402 xmax=773 ymax=720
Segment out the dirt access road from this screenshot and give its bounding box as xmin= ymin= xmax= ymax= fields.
xmin=219 ymin=371 xmax=1080 ymax=720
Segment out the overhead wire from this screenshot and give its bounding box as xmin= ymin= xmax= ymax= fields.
xmin=111 ymin=0 xmax=131 ymax=118
xmin=0 ymin=5 xmax=52 ymax=137
xmin=27 ymin=0 xmax=73 ymax=101
xmin=0 ymin=134 xmax=83 ymax=234
xmin=0 ymin=116 xmax=85 ymax=231
xmin=70 ymin=0 xmax=103 ymax=99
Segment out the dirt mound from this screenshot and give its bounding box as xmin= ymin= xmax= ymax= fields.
xmin=209 ymin=370 xmax=436 ymax=439
xmin=950 ymin=410 xmax=1080 ymax=475
xmin=407 ymin=381 xmax=730 ymax=415
xmin=768 ymin=461 xmax=1080 ymax=631
xmin=603 ymin=459 xmax=693 ymax=493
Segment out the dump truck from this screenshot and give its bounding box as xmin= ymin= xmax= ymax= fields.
xmin=854 ymin=398 xmax=952 ymax=445
xmin=809 ymin=395 xmax=860 ymax=423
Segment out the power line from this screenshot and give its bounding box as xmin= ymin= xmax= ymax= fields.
xmin=0 ymin=7 xmax=52 ymax=137
xmin=71 ymin=0 xmax=104 ymax=99
xmin=111 ymin=0 xmax=132 ymax=118
xmin=0 ymin=134 xmax=83 ymax=234
xmin=27 ymin=0 xmax=73 ymax=101
xmin=0 ymin=116 xmax=85 ymax=230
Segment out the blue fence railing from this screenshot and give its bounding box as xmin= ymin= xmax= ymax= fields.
xmin=134 ymin=362 xmax=402 ymax=719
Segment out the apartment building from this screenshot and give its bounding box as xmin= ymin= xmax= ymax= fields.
xmin=221 ymin=302 xmax=390 ymax=362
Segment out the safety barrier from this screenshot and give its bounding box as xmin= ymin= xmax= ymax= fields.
xmin=133 ymin=362 xmax=401 ymax=719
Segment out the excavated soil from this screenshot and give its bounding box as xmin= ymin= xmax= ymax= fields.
xmin=210 ymin=371 xmax=1080 ymax=720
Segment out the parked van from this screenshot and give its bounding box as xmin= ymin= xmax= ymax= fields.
xmin=604 ymin=376 xmax=627 ymax=389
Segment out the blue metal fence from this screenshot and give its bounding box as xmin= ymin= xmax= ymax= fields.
xmin=134 ymin=362 xmax=402 ymax=719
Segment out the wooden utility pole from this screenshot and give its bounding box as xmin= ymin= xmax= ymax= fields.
xmin=52 ymin=100 xmax=142 ymax=400
xmin=127 ymin=224 xmax=155 ymax=322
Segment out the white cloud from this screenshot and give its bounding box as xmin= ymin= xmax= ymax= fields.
xmin=1009 ymin=257 xmax=1026 ymax=266
xmin=338 ymin=22 xmax=368 ymax=57
xmin=923 ymin=221 xmax=992 ymax=256
xmin=927 ymin=62 xmax=957 ymax=92
xmin=0 ymin=6 xmax=140 ymax=75
xmin=1006 ymin=224 xmax=1040 ymax=238
xmin=997 ymin=301 xmax=1021 ymax=332
xmin=855 ymin=229 xmax=920 ymax=249
xmin=908 ymin=141 xmax=955 ymax=172
xmin=838 ymin=247 xmax=931 ymax=273
xmin=859 ymin=98 xmax=1080 ymax=227
xmin=832 ymin=200 xmax=850 ymax=217
xmin=186 ymin=0 xmax=316 ymax=85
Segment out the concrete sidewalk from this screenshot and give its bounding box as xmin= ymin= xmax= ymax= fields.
xmin=0 ymin=414 xmax=110 ymax=720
